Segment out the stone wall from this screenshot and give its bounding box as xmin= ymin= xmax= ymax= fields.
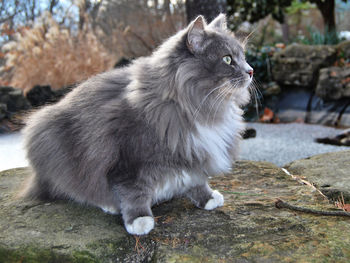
xmin=269 ymin=40 xmax=350 ymax=127
xmin=272 ymin=44 xmax=337 ymax=88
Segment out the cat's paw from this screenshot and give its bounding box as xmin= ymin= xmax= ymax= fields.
xmin=204 ymin=190 xmax=224 ymax=210
xmin=125 ymin=216 xmax=155 ymax=235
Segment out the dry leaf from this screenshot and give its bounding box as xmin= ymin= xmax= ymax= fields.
xmin=330 ymin=71 xmax=337 ymax=77
xmin=335 ymin=193 xmax=350 ymax=212
xmin=341 ymin=77 xmax=350 ymax=84
xmin=343 ymin=204 xmax=350 ymax=212
xmin=260 ymin=107 xmax=274 ymax=122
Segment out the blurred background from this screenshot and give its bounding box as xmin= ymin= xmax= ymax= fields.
xmin=0 ymin=0 xmax=350 ymax=170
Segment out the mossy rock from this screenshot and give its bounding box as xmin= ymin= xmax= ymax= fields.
xmin=272 ymin=43 xmax=337 ymax=88
xmin=285 ymin=150 xmax=350 ymax=202
xmin=1 ymin=159 xmax=350 ymax=262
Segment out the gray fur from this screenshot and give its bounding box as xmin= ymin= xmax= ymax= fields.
xmin=23 ymin=14 xmax=253 ymax=235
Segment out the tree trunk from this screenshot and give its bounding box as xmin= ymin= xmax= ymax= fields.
xmin=49 ymin=0 xmax=58 ymax=14
xmin=281 ymin=17 xmax=290 ymax=43
xmin=79 ymin=0 xmax=89 ymax=31
xmin=186 ymin=0 xmax=227 ymax=24
xmin=314 ymin=0 xmax=336 ymax=32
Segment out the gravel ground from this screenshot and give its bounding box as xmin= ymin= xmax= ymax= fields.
xmin=240 ymin=123 xmax=349 ymax=167
xmin=0 ymin=123 xmax=349 ymax=171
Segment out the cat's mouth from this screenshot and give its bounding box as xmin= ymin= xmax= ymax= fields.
xmin=243 ymin=77 xmax=253 ymax=89
xmin=218 ymin=76 xmax=252 ymax=96
xmin=231 ymin=76 xmax=252 ymax=90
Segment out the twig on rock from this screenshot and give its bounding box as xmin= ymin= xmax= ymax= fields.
xmin=275 ymin=199 xmax=350 ymax=217
xmin=133 ymin=235 xmax=145 ymax=254
xmin=281 ymin=168 xmax=328 ymax=200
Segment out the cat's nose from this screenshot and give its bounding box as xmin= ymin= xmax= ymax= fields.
xmin=244 ymin=63 xmax=253 ymax=78
xmin=247 ymin=69 xmax=253 ymax=78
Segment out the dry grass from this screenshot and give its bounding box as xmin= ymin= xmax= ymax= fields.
xmin=1 ymin=13 xmax=114 ymax=92
xmin=0 ymin=6 xmax=185 ymax=92
xmin=95 ymin=10 xmax=185 ymax=58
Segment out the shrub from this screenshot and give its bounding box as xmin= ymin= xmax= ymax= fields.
xmin=1 ymin=13 xmax=114 ymax=92
xmin=296 ymin=26 xmax=341 ymax=45
xmin=245 ymin=46 xmax=276 ymax=84
xmin=94 ymin=7 xmax=185 ymax=59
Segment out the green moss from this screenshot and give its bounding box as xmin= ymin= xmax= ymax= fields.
xmin=2 ymin=161 xmax=350 ymax=262
xmin=71 ymin=251 xmax=98 ymax=263
xmin=161 ymin=250 xmax=219 ymax=263
xmin=0 ymin=246 xmax=98 ymax=263
xmin=87 ymin=238 xmax=134 ymax=259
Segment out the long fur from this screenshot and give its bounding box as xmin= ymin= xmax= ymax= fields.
xmin=22 ymin=14 xmax=253 ymax=235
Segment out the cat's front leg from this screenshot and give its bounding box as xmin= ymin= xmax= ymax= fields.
xmin=185 ymin=183 xmax=224 ymax=210
xmin=117 ymin=185 xmax=154 ymax=235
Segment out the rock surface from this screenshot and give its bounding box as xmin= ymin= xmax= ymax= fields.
xmin=337 ymin=40 xmax=350 ymax=60
xmin=285 ymin=150 xmax=350 ymax=202
xmin=26 ymin=85 xmax=71 ymax=107
xmin=0 ymin=85 xmax=72 ymax=133
xmin=0 ymin=86 xmax=31 ymax=133
xmin=316 ymin=67 xmax=350 ymax=100
xmin=268 ymin=42 xmax=350 ymax=127
xmin=0 ymin=86 xmax=30 ymax=118
xmin=305 ymin=95 xmax=350 ymax=127
xmin=1 ymin=160 xmax=350 ymax=262
xmin=272 ymin=43 xmax=336 ymax=87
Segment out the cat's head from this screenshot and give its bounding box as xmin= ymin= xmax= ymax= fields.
xmin=187 ymin=14 xmax=253 ymax=87
xmin=172 ymin=14 xmax=254 ymax=112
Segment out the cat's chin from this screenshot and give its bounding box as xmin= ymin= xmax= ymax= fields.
xmin=243 ymin=78 xmax=253 ymax=89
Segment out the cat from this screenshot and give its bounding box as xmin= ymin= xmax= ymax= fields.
xmin=22 ymin=14 xmax=253 ymax=235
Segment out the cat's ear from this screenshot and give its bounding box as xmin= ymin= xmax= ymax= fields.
xmin=208 ymin=13 xmax=227 ymax=30
xmin=187 ymin=15 xmax=206 ymax=54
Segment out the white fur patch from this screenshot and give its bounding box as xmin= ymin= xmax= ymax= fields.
xmin=100 ymin=206 xmax=118 ymax=215
xmin=125 ymin=216 xmax=155 ymax=235
xmin=125 ymin=80 xmax=141 ymax=105
xmin=192 ymin=104 xmax=245 ymax=173
xmin=153 ymin=171 xmax=202 ymax=204
xmin=204 ymin=190 xmax=224 ymax=210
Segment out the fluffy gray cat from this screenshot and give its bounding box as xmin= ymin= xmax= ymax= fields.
xmin=22 ymin=14 xmax=253 ymax=235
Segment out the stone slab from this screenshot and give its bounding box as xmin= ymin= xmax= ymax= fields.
xmin=285 ymin=150 xmax=350 ymax=202
xmin=1 ymin=161 xmax=350 ymax=262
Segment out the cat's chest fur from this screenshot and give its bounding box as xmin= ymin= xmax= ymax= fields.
xmin=153 ymin=171 xmax=203 ymax=204
xmin=152 ymin=105 xmax=243 ymax=204
xmin=192 ymin=104 xmax=244 ymax=174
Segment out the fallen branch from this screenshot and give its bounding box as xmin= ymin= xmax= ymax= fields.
xmin=275 ymin=199 xmax=350 ymax=217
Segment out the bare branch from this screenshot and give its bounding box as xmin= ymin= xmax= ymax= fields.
xmin=49 ymin=0 xmax=59 ymax=14
xmin=275 ymin=199 xmax=350 ymax=217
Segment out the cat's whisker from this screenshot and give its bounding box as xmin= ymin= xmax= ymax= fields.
xmin=192 ymin=86 xmax=226 ymax=124
xmin=192 ymin=77 xmax=241 ymax=123
xmin=211 ymin=85 xmax=236 ymax=125
xmin=205 ymin=77 xmax=244 ymax=124
xmin=207 ymin=83 xmax=232 ymax=115
xmin=228 ymin=83 xmax=239 ymax=107
xmin=207 ymin=85 xmax=232 ymax=125
xmin=251 ymin=79 xmax=263 ymax=98
xmin=252 ymin=88 xmax=260 ymax=117
xmin=250 ymin=80 xmax=263 ymax=118
xmin=209 ymin=79 xmax=244 ymax=125
xmin=213 ymin=81 xmax=243 ymax=123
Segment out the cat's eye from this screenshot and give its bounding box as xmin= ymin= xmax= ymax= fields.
xmin=223 ymin=55 xmax=232 ymax=65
